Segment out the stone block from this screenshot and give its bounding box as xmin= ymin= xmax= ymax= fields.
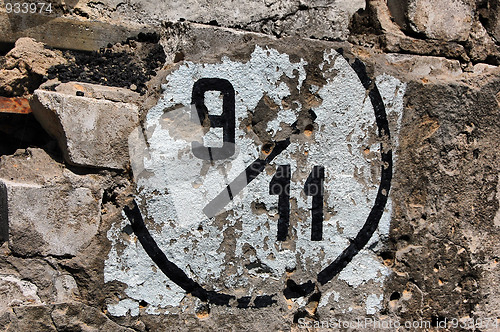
xmin=387 ymin=0 xmax=475 ymax=42
xmin=30 ymin=89 xmax=139 ymax=169
xmin=53 ymin=275 xmax=79 ymax=303
xmin=0 ymin=275 xmax=41 ymax=311
xmin=0 ymin=148 xmax=103 ymax=257
xmin=0 ymin=38 xmax=66 ymax=97
xmin=0 ymin=12 xmax=154 ymax=52
xmin=0 ymin=181 xmax=7 ymax=243
xmin=54 ymin=82 xmax=141 ymax=104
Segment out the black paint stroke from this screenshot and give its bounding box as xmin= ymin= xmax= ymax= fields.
xmin=304 ymin=166 xmax=325 ymax=241
xmin=124 ymin=201 xmax=234 ymax=305
xmin=283 ymin=280 xmax=315 ymax=299
xmin=316 ymin=55 xmax=392 ymax=285
xmin=269 ymin=165 xmax=291 ymax=241
xmin=191 ymin=78 xmax=236 ymax=160
xmin=203 ymin=138 xmax=290 ymax=218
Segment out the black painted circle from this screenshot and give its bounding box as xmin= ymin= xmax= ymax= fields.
xmin=124 ymin=51 xmax=392 ymax=308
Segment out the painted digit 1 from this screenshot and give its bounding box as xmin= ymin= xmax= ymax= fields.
xmin=270 ymin=165 xmax=325 ymax=241
xmin=191 ymin=78 xmax=236 ymax=160
xmin=269 ymin=165 xmax=291 ymax=241
xmin=304 ymin=166 xmax=325 ymax=241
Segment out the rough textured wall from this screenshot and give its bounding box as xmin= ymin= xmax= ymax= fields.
xmin=0 ymin=0 xmax=499 ymax=331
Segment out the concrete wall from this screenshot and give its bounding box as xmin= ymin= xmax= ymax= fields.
xmin=0 ymin=0 xmax=499 ymax=330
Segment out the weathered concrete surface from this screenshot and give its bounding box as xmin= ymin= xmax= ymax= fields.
xmin=0 ymin=0 xmax=499 ymax=330
xmin=0 ymin=148 xmax=103 ymax=256
xmin=70 ymin=0 xmax=364 ymax=40
xmin=380 ymin=72 xmax=500 ymax=327
xmin=30 ymin=89 xmax=139 ymax=169
xmin=0 ymin=11 xmax=154 ymax=52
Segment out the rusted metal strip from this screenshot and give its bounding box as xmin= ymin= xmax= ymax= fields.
xmin=0 ymin=97 xmax=31 ymax=114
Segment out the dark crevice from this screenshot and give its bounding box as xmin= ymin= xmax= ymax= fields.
xmin=46 ymin=32 xmax=165 ymax=95
xmin=0 ymin=113 xmax=56 ymax=157
xmin=0 ymin=42 xmax=15 ymax=56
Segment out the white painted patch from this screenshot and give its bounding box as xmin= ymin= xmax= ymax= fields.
xmin=338 ymin=252 xmax=391 ymax=288
xmin=203 ymin=127 xmax=224 ymax=147
xmin=319 ymin=290 xmax=340 ymax=307
xmin=205 ymin=91 xmax=223 ymax=115
xmin=366 ymin=294 xmax=383 ymax=315
xmin=107 ymin=298 xmax=140 ymax=317
xmin=105 ymin=46 xmax=405 ymax=314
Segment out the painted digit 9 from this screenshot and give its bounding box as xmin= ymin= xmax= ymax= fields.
xmin=191 ymin=78 xmax=236 ymax=160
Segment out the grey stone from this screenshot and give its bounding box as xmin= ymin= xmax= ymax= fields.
xmin=5 ymin=257 xmax=60 ymax=304
xmin=0 ymin=148 xmax=65 ymax=186
xmin=30 ymin=89 xmax=139 ymax=169
xmin=272 ymin=6 xmax=356 ymax=40
xmin=53 ymin=275 xmax=80 ymax=303
xmin=66 ymin=0 xmax=364 ymax=41
xmin=3 ymin=183 xmax=101 ymax=257
xmin=0 ymin=12 xmax=154 ymax=52
xmin=467 ymin=20 xmax=500 ymax=64
xmin=0 ymin=275 xmax=41 ymax=311
xmin=0 ymin=148 xmax=103 ymax=257
xmin=380 ymin=54 xmax=463 ymax=79
xmin=11 ymin=305 xmax=56 ymax=332
xmin=92 ymin=0 xmax=298 ymax=26
xmin=477 ymin=0 xmax=500 ymax=43
xmin=244 ymin=0 xmax=365 ymax=39
xmin=51 ymin=303 xmax=135 ymax=332
xmin=54 ymin=82 xmax=141 ymax=104
xmin=387 ymin=0 xmax=475 ymax=41
xmin=350 ymin=0 xmax=471 ymax=61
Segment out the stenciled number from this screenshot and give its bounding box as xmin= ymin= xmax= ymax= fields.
xmin=270 ymin=165 xmax=325 ymax=241
xmin=269 ymin=165 xmax=291 ymax=241
xmin=304 ymin=166 xmax=325 ymax=241
xmin=192 ymin=78 xmax=325 ymax=242
xmin=191 ymin=78 xmax=235 ymax=160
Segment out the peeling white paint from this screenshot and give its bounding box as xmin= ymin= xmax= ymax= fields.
xmin=107 ymin=298 xmax=140 ymax=317
xmin=105 ymin=46 xmax=405 ymax=314
xmin=366 ymin=294 xmax=383 ymax=315
xmin=319 ymin=290 xmax=340 ymax=307
xmin=338 ymin=251 xmax=391 ymax=288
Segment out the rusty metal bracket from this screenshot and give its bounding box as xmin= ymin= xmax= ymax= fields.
xmin=0 ymin=97 xmax=31 ymax=114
